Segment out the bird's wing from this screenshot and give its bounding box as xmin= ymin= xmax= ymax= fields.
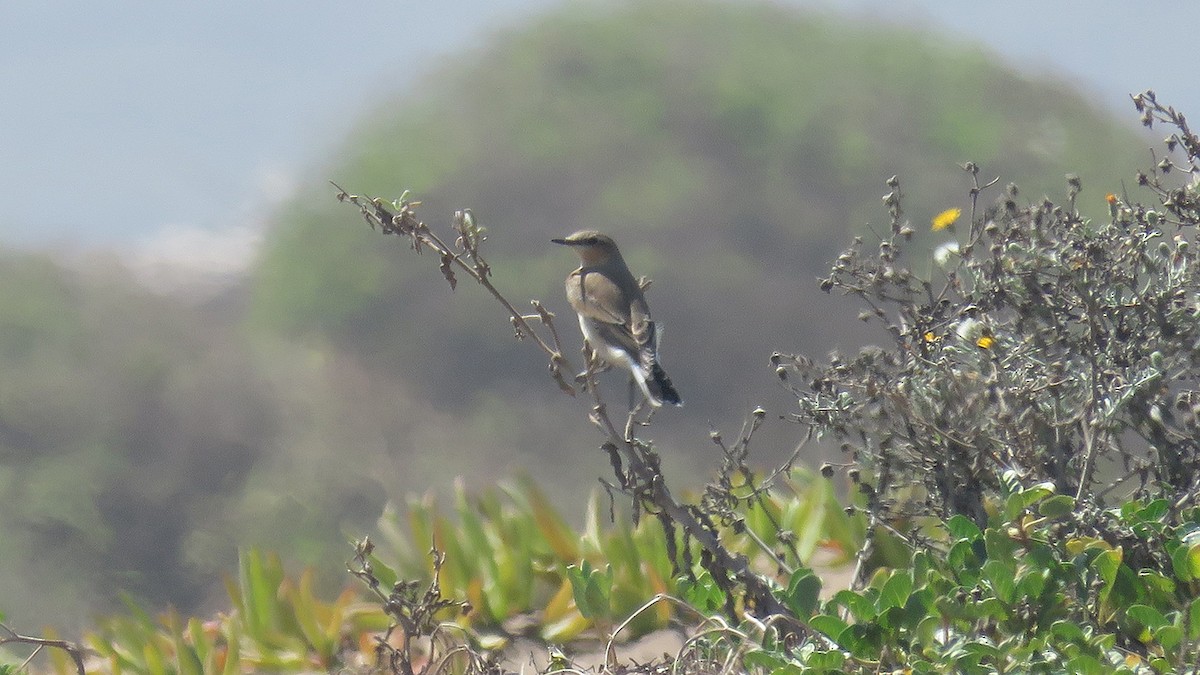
xmin=627 ymin=296 xmax=659 ymax=366
xmin=566 ymin=269 xmax=646 ymax=357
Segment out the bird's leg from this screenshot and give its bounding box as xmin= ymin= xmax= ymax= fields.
xmin=623 ymin=398 xmax=654 ymax=441
xmin=624 ymin=397 xmax=655 ymax=440
xmin=575 ymin=361 xmax=612 ymax=383
xmin=627 ymin=375 xmax=637 ymax=413
xmin=575 ymin=341 xmax=610 ymax=387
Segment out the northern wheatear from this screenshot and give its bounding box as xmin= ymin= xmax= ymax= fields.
xmin=552 ymin=230 xmax=682 ymax=407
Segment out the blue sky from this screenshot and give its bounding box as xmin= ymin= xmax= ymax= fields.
xmin=1 ymin=1 xmax=1194 ymax=258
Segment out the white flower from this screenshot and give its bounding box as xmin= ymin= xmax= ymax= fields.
xmin=934 ymin=241 xmax=960 ymax=268
xmin=955 ymin=318 xmax=982 ymax=342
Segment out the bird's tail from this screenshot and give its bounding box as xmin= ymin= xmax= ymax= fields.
xmin=639 ymin=322 xmax=682 ymax=406
xmin=647 ymin=363 xmax=683 ymax=407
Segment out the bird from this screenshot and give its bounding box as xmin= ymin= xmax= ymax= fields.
xmin=552 ymin=230 xmax=683 ymax=407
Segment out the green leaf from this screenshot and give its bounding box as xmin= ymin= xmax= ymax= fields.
xmin=947 ymin=540 xmax=981 ymax=585
xmin=917 ymin=614 xmax=941 ymax=645
xmin=983 ymin=559 xmax=1016 ymax=605
xmin=984 ymin=526 xmax=1017 ymax=560
xmin=566 ymin=561 xmax=612 ymax=619
xmin=1088 ymin=631 xmax=1116 ymax=652
xmin=1038 ymin=494 xmax=1076 ymax=518
xmin=188 ymin=616 xmax=212 ymax=670
xmin=1093 ymin=547 xmax=1122 ymax=586
xmin=1127 ymin=604 xmax=1168 ymax=630
xmin=1137 ymin=570 xmax=1175 ymax=601
xmin=168 ymin=613 xmax=203 ymax=675
xmin=676 ymin=571 xmax=725 ymax=613
xmin=1067 ymin=536 xmax=1110 ymax=557
xmin=945 ymin=514 xmax=982 ymax=542
xmin=1155 ymin=624 xmax=1183 ymax=652
xmin=1189 ymin=543 xmax=1200 ymax=580
xmin=1066 ymin=653 xmax=1105 ymax=675
xmin=831 ymin=589 xmax=876 ymax=622
xmin=783 ymin=569 xmax=822 ymax=617
xmin=454 ymin=482 xmax=503 ymax=618
xmin=911 ymin=550 xmax=932 ymax=583
xmin=367 ymin=554 xmax=398 ymax=591
xmin=1050 ymin=619 xmax=1086 ymax=643
xmin=1095 ymin=548 xmax=1141 ymax=624
xmin=238 ymin=549 xmax=283 ymax=640
xmin=144 ymin=648 xmax=168 ymax=675
xmin=805 ymin=649 xmax=846 ymax=669
xmin=809 ymin=614 xmax=850 ymax=646
xmin=959 ymin=640 xmax=1000 ymax=662
xmin=1004 ymin=482 xmax=1056 ymax=520
xmin=1171 ymin=542 xmax=1195 ymax=582
xmin=877 ymin=605 xmax=910 ymax=632
xmin=976 ymin=597 xmax=1007 ymax=620
xmin=1016 ymin=567 xmax=1048 ymax=600
xmin=1190 ymin=596 xmax=1200 ymax=641
xmin=839 ymin=623 xmax=878 ymax=657
xmin=1136 ymin=499 xmax=1170 ymax=523
xmin=774 ymin=478 xmax=831 ymax=564
xmin=878 ymin=570 xmax=913 ymax=611
xmin=742 ymin=650 xmax=786 ymax=671
xmin=222 ymin=622 xmax=241 ymax=675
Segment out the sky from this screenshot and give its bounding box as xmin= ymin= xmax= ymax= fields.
xmin=1 ymin=1 xmax=1196 ymax=272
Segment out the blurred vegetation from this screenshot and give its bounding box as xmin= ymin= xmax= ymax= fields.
xmin=0 ymin=0 xmax=1159 ymax=638
xmin=0 ymin=474 xmax=848 ymax=673
xmin=0 ymin=254 xmax=272 ymax=626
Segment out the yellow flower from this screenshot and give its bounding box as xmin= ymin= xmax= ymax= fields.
xmin=924 ymin=331 xmax=937 ymax=342
xmin=976 ymin=335 xmax=995 ymax=350
xmin=932 ymin=208 xmax=961 ymax=231
xmin=1105 ymin=193 xmax=1118 ymax=205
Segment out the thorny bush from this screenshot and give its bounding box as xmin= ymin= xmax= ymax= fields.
xmin=778 ymin=90 xmax=1200 ymax=574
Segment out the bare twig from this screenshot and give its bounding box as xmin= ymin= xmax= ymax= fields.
xmin=348 ymin=538 xmax=472 ymax=675
xmin=0 ymin=623 xmax=87 ymax=675
xmin=332 ymin=182 xmax=578 ymax=396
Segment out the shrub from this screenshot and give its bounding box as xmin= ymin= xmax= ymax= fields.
xmin=763 ymin=90 xmax=1200 ymax=671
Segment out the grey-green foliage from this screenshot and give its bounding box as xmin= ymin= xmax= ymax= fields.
xmin=744 ymin=92 xmax=1200 ymax=675
xmin=779 ymin=92 xmax=1200 ymax=532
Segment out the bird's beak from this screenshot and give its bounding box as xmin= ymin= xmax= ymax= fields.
xmin=551 ymin=237 xmax=570 ymax=245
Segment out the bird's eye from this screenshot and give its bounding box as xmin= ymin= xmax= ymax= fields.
xmin=584 ymin=237 xmax=598 ymax=245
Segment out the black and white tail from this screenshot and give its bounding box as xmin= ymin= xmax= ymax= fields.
xmin=648 ymin=362 xmax=683 ymax=406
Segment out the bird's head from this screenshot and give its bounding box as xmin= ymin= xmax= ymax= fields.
xmin=551 ymin=230 xmax=621 ymax=265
